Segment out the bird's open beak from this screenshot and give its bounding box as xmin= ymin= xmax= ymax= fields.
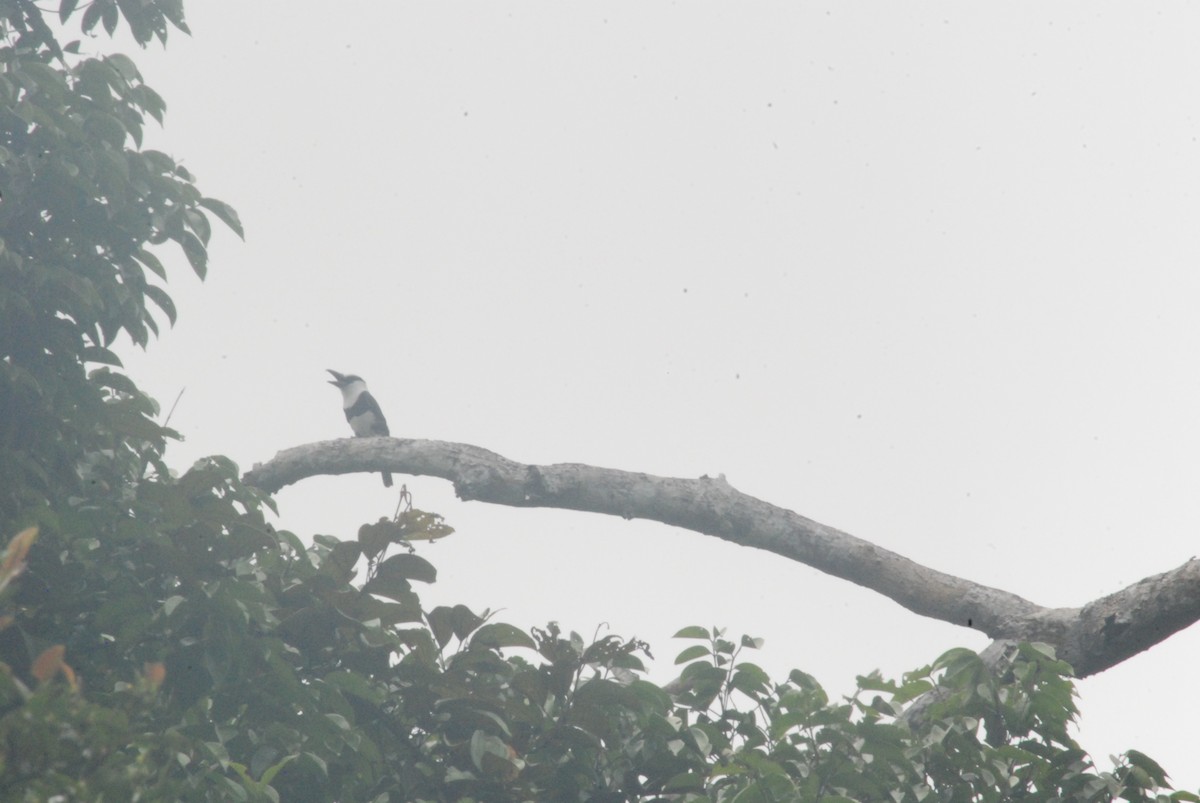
xmin=326 ymin=369 xmax=344 ymax=386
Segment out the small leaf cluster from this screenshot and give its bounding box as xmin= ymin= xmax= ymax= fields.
xmin=59 ymin=0 xmax=191 ymax=47
xmin=0 ymin=526 xmax=178 ymax=800
xmin=656 ymin=629 xmax=1197 ymax=802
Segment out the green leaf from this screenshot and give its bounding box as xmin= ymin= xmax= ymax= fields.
xmin=105 ymin=53 xmax=141 ymax=82
xmin=663 ymin=771 xmax=706 ymax=792
xmin=356 ymin=517 xmax=398 ymax=559
xmin=1125 ymin=750 xmax=1169 ymax=786
xmin=674 ymin=644 xmax=710 ymax=665
xmin=740 ymin=634 xmax=764 ymax=649
xmin=891 ymin=676 xmax=935 ymax=704
xmin=81 ymin=346 xmax=123 ymax=366
xmin=199 ymin=196 xmax=245 ymax=240
xmin=203 ymin=618 xmax=234 ymax=685
xmin=20 ymin=63 xmax=68 ymax=97
xmin=361 ymin=572 xmax=412 ymax=604
xmin=324 ymin=713 xmax=351 ymax=731
xmin=374 ymin=553 xmax=437 ymax=584
xmin=427 ymin=604 xmax=484 ymax=647
xmin=59 ymin=0 xmax=82 ymax=23
xmin=469 ymin=730 xmax=512 ymax=774
xmin=323 ymin=540 xmax=362 ymax=583
xmin=324 ymin=670 xmax=385 ymax=704
xmin=673 ymin=625 xmax=710 ymax=639
xmin=91 ymin=368 xmax=139 ymax=395
xmin=161 ymin=0 xmax=191 ymax=34
xmin=471 ymin=623 xmax=536 ymax=651
xmin=101 ymin=2 xmax=119 ymax=35
xmin=179 ymin=231 xmax=207 ymax=279
xmin=89 ymin=111 xmax=131 ymax=149
xmin=144 ymin=284 xmax=177 ymax=325
xmin=135 ymin=248 xmax=167 ymax=280
xmin=133 ymin=84 xmax=166 ymax=124
xmin=731 ymin=662 xmax=770 ymax=696
xmin=258 ymin=753 xmax=297 ymax=786
xmin=185 ymin=208 xmax=212 ymax=245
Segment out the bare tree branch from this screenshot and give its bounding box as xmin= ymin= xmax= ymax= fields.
xmin=244 ymin=438 xmax=1200 ymax=677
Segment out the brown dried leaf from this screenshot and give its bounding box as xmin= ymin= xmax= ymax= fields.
xmin=32 ymin=644 xmax=65 ymax=683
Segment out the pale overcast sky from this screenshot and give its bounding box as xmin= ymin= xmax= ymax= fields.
xmin=119 ymin=3 xmax=1199 ymax=787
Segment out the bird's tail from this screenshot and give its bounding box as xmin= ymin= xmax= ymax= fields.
xmin=382 ymin=471 xmax=393 ymax=488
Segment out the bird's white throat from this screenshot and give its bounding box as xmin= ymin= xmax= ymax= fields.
xmin=338 ymin=379 xmax=368 ymax=408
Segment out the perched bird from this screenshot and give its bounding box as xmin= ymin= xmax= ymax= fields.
xmin=327 ymin=369 xmax=393 ymax=487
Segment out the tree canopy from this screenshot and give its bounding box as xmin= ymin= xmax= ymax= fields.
xmin=0 ymin=2 xmax=1195 ymax=800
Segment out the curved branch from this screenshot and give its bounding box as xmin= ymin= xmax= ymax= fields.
xmin=244 ymin=438 xmax=1200 ymax=677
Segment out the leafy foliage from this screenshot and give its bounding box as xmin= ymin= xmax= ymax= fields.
xmin=3 ymin=503 xmax=1196 ymax=801
xmin=0 ymin=0 xmax=239 ymax=529
xmin=0 ymin=1 xmax=1194 ymax=800
xmin=660 ymin=630 xmax=1198 ymax=802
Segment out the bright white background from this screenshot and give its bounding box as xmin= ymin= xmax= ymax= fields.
xmin=115 ymin=2 xmax=1198 ymax=787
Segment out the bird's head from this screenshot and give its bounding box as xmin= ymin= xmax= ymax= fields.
xmin=326 ymin=369 xmax=363 ymax=389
